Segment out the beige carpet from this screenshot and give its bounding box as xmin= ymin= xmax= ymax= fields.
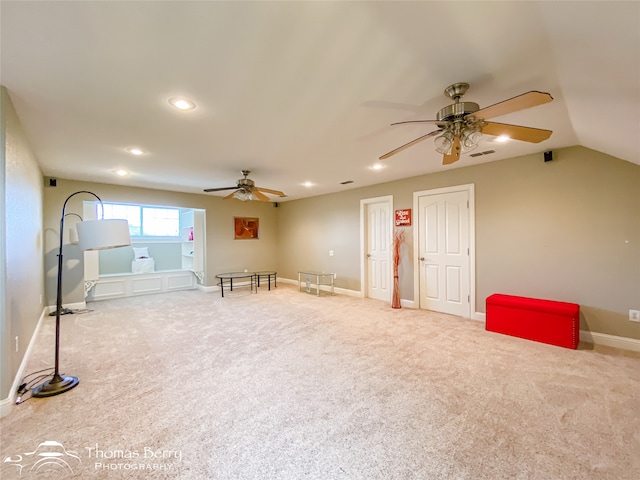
xmin=1 ymin=284 xmax=639 ymax=479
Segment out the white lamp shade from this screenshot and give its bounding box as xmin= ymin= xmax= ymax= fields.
xmin=76 ymin=219 xmax=131 ymax=251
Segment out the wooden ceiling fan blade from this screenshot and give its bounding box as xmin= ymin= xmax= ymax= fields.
xmin=482 ymin=121 xmax=552 ymax=143
xmin=252 ymin=189 xmax=270 ymax=202
xmin=257 ymin=187 xmax=286 ymax=197
xmin=471 ymin=91 xmax=553 ymax=120
xmin=391 ymin=119 xmax=440 ymax=126
xmin=379 ymin=129 xmax=442 ymax=160
xmin=442 ymin=135 xmax=461 ymax=165
xmin=204 ymin=186 xmax=237 ymax=192
xmin=223 ymin=191 xmax=237 ymax=200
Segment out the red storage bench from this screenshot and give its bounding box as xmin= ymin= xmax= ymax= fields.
xmin=486 ymin=294 xmax=580 ymax=349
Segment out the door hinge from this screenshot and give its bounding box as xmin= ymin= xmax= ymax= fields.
xmin=467 ymin=200 xmax=469 ymax=208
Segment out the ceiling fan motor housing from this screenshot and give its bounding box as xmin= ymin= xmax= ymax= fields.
xmin=237 ymin=170 xmax=254 ymax=189
xmin=437 ymin=102 xmax=480 ymax=123
xmin=438 ymin=82 xmax=481 ymax=127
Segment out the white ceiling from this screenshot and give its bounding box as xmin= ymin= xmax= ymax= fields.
xmin=1 ymin=1 xmax=638 ymax=201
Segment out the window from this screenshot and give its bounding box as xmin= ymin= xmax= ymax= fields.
xmin=100 ymin=203 xmax=180 ymax=238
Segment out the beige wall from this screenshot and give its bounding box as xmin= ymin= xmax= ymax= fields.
xmin=42 ymin=179 xmax=280 ymax=306
xmin=35 ymin=145 xmax=640 ymax=344
xmin=1 ymin=87 xmax=45 ymax=400
xmin=276 ymin=192 xmax=363 ymax=291
xmin=277 ymin=146 xmax=640 ymax=340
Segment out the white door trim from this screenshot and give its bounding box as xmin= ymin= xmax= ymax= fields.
xmin=360 ymin=195 xmax=394 ymax=298
xmin=412 ymin=184 xmax=476 ymax=317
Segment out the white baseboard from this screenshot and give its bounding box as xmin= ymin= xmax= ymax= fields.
xmin=400 ymin=299 xmax=417 ymax=308
xmin=279 ymin=277 xmax=421 ymax=305
xmin=278 ymin=277 xmax=362 ymax=297
xmin=0 ymin=395 xmax=14 ymax=418
xmin=471 ymin=311 xmax=639 ymax=352
xmin=0 ymin=307 xmax=48 ymax=418
xmin=580 ymin=330 xmax=640 ymax=352
xmin=197 ymin=283 xmax=218 ymax=293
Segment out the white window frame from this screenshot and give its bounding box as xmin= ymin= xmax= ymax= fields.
xmin=99 ymin=202 xmax=181 ymax=241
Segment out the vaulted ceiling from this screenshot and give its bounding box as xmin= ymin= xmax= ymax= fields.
xmin=2 ymin=1 xmax=638 ymax=201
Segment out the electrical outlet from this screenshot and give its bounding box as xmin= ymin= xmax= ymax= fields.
xmin=630 ymin=310 xmax=640 ymax=322
xmin=15 ymin=336 xmax=19 ymax=353
xmin=329 ymin=250 xmax=334 ymax=257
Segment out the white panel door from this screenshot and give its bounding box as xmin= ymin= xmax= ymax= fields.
xmin=366 ymin=201 xmax=391 ymax=302
xmin=418 ymin=190 xmax=470 ymax=316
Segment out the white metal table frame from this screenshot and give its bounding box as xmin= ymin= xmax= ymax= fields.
xmin=298 ymin=271 xmax=335 ymax=296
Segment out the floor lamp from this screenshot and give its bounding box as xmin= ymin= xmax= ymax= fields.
xmin=32 ymin=191 xmax=131 ymax=398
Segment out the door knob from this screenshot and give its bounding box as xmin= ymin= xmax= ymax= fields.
xmin=367 ymin=254 xmax=372 ymax=258
xmin=419 ymin=257 xmax=425 ymax=261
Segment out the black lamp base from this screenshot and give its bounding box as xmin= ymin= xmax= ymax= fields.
xmin=32 ymin=374 xmax=79 ymax=398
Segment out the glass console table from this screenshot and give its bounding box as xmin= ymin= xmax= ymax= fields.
xmin=298 ymin=271 xmax=335 ymax=296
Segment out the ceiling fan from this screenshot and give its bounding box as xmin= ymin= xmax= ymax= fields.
xmin=203 ymin=170 xmax=286 ymax=202
xmin=379 ymin=82 xmax=553 ymax=165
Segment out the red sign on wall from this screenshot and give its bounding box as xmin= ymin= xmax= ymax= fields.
xmin=395 ymin=209 xmax=411 ymax=227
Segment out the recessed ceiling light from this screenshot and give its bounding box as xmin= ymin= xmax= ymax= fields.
xmin=168 ymin=97 xmax=196 ymax=111
xmin=303 ymin=181 xmax=313 ymax=187
xmin=114 ymin=169 xmax=129 ymax=177
xmin=495 ymin=135 xmax=510 ymax=143
xmin=370 ymin=163 xmax=385 ymax=170
xmin=126 ymin=147 xmax=145 ymax=156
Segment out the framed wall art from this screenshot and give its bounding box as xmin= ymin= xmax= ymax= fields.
xmin=395 ymin=209 xmax=411 ymax=227
xmin=234 ymin=217 xmax=259 ymax=239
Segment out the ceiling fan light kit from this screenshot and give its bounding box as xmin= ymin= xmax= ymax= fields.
xmin=434 ymin=131 xmax=454 ymax=154
xmin=233 ymin=190 xmax=256 ymax=202
xmin=380 ymin=82 xmax=553 ymax=165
